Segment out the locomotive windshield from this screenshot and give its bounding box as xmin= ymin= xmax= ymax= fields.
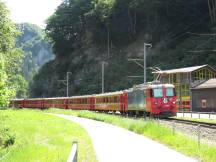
xmin=166 ymin=88 xmax=174 ymax=97
xmin=152 ymin=88 xmax=163 ymax=98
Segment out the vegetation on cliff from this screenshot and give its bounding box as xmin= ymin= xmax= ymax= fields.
xmin=16 ymin=23 xmax=54 ymax=82
xmin=0 ymin=1 xmax=26 ymax=105
xmin=31 ymin=0 xmax=216 ymax=97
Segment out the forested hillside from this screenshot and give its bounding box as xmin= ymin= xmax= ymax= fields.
xmin=0 ymin=1 xmax=27 ymax=106
xmin=31 ymin=0 xmax=216 ymax=98
xmin=16 ymin=23 xmax=54 ymax=82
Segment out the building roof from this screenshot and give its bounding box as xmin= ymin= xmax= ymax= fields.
xmin=152 ymin=65 xmax=212 ymax=75
xmin=192 ymin=78 xmax=216 ymax=89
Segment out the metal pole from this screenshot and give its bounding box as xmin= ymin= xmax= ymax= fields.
xmin=144 ymin=43 xmax=146 ymax=84
xmin=67 ymin=72 xmax=69 ymax=97
xmin=102 ymin=62 xmax=105 ymax=93
xmin=197 ymin=124 xmax=201 ymax=147
xmin=144 ymin=43 xmax=152 ymax=84
xmin=108 ymin=28 xmax=110 ymax=58
xmin=189 ymin=72 xmax=193 ymax=112
xmin=67 ymin=141 xmax=78 ymax=162
xmin=172 ymin=121 xmax=175 ymax=135
xmin=67 ymin=72 xmax=71 ymax=97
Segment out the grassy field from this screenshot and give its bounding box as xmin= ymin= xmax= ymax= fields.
xmin=175 ymin=117 xmax=216 ymax=123
xmin=0 ymin=109 xmax=97 ymax=162
xmin=47 ymin=108 xmax=216 ymax=162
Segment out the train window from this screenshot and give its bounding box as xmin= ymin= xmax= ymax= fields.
xmin=97 ymin=98 xmax=100 ymax=103
xmin=112 ymin=97 xmax=114 ymax=103
xmin=113 ymin=97 xmax=115 ymax=103
xmin=166 ymin=88 xmax=174 ymax=97
xmin=153 ymin=88 xmax=163 ymax=98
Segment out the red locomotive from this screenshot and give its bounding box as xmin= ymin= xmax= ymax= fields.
xmin=11 ymin=83 xmax=177 ymax=118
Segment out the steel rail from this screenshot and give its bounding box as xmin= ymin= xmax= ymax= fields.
xmin=162 ymin=118 xmax=216 ymax=129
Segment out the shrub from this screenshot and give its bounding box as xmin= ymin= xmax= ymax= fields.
xmin=0 ymin=127 xmax=15 ymax=148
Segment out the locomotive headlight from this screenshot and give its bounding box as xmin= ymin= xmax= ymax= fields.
xmin=173 ymin=101 xmax=176 ymax=104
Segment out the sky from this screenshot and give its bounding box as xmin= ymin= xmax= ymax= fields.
xmin=3 ymin=0 xmax=62 ymax=28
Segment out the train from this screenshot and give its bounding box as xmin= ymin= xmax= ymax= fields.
xmin=10 ymin=83 xmax=177 ymax=118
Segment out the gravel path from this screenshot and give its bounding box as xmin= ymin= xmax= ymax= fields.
xmin=54 ymin=114 xmax=197 ymax=162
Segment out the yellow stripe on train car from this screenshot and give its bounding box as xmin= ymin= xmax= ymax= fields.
xmin=181 ymin=96 xmax=190 ymax=101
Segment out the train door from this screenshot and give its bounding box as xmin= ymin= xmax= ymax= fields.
xmin=66 ymin=98 xmax=69 ymax=109
xmin=90 ymin=97 xmax=95 ymax=111
xmin=146 ymin=88 xmax=152 ymax=112
xmin=123 ymin=92 xmax=128 ymax=112
xmin=120 ymin=94 xmax=124 ymax=112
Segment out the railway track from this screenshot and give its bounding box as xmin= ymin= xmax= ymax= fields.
xmin=162 ymin=118 xmax=216 ymax=129
xmin=91 ymin=110 xmax=216 ymax=132
xmin=103 ymin=111 xmax=216 ymax=128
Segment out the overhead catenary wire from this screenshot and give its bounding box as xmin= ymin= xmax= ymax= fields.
xmin=187 ymin=32 xmax=216 ymax=36
xmin=186 ymin=50 xmax=216 ymax=53
xmin=163 ymin=10 xmax=211 ymax=46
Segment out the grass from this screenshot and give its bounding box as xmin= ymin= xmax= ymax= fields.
xmin=0 ymin=109 xmax=97 ymax=162
xmin=175 ymin=117 xmax=216 ymax=123
xmin=46 ymin=108 xmax=216 ymax=162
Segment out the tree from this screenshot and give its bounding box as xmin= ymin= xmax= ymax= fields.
xmin=32 ymin=0 xmax=212 ymax=97
xmin=0 ymin=54 xmax=15 ymax=107
xmin=0 ymin=1 xmax=26 ymax=106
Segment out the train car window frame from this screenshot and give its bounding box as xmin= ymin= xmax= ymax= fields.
xmin=166 ymin=88 xmax=175 ymax=97
xmin=152 ymin=88 xmax=163 ymax=98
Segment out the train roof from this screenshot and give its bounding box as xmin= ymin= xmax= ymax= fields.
xmin=43 ymin=95 xmax=93 ymax=100
xmin=149 ymin=84 xmax=175 ymax=88
xmin=11 ymin=98 xmax=24 ymax=101
xmin=44 ymin=97 xmax=68 ymax=100
xmin=12 ymin=98 xmax=45 ymax=101
xmin=67 ymin=95 xmax=93 ymax=99
xmin=12 ymin=83 xmax=175 ymax=101
xmin=132 ymin=83 xmax=174 ymax=90
xmin=94 ymin=91 xmax=124 ymax=97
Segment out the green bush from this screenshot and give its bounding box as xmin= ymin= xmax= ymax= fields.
xmin=0 ymin=128 xmax=15 ymax=148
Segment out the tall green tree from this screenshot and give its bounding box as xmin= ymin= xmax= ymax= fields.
xmin=0 ymin=1 xmax=26 ymax=106
xmin=0 ymin=54 xmax=14 ymax=107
